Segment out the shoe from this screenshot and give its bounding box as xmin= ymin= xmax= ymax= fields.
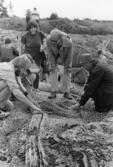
xmin=63 ymin=92 xmax=72 ymax=100
xmin=48 ymin=92 xmax=56 ymax=99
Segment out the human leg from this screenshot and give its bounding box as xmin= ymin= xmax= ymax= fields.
xmin=33 ymin=73 xmax=39 ymax=89
xmin=61 ymin=45 xmax=73 ymax=99
xmin=61 ymin=67 xmax=72 ymax=100
xmin=48 ymin=67 xmax=59 ymax=99
xmin=31 ymin=60 xmax=40 ymax=90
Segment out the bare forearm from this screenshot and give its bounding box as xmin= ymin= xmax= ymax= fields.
xmin=17 ymin=76 xmax=27 ymax=92
xmin=12 ymin=89 xmax=41 ymax=111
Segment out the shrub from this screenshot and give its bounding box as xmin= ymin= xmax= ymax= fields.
xmin=8 ymin=16 xmax=26 ymax=31
xmin=49 ymin=13 xmax=58 ymax=20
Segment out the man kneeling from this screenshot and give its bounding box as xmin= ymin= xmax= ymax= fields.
xmin=74 ymin=53 xmax=113 ymax=113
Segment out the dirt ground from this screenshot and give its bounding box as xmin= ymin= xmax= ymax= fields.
xmin=0 ymin=82 xmax=112 ymax=167
xmin=0 ymin=28 xmax=113 ymax=166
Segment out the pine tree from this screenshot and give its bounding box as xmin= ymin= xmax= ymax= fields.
xmin=0 ymin=0 xmax=9 ymax=17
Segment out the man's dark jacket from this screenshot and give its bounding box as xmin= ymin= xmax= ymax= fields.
xmin=79 ymin=60 xmax=113 ymax=112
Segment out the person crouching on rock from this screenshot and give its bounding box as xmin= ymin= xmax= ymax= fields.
xmin=0 ymin=54 xmax=42 ymax=118
xmin=74 ymin=53 xmax=113 ymax=113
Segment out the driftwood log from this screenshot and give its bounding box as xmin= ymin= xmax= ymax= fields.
xmin=25 ymin=112 xmax=47 ymax=167
xmin=39 ymin=100 xmax=81 ymax=118
xmin=25 ymin=82 xmax=82 ymax=167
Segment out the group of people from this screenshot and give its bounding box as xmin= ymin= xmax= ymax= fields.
xmin=0 ymin=16 xmax=113 ymax=118
xmin=21 ymin=19 xmax=74 ymax=100
xmin=46 ymin=29 xmax=113 ymax=114
xmin=0 ymin=19 xmax=74 ymax=118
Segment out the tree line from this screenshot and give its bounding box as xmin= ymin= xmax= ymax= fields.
xmin=41 ymin=15 xmax=113 ymax=35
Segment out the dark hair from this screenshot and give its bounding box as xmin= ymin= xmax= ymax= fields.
xmin=27 ymin=20 xmax=38 ymax=30
xmin=5 ymin=38 xmax=11 ymax=44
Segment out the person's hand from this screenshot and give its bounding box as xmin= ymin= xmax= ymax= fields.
xmin=40 ymin=45 xmax=44 ymax=52
xmin=73 ymin=103 xmax=81 ymax=112
xmin=24 ymin=91 xmax=28 ymax=96
xmin=33 ymin=106 xmax=43 ymax=114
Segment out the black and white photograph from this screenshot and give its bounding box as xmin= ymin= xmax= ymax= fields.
xmin=0 ymin=0 xmax=113 ymax=166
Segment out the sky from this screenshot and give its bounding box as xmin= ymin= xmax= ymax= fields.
xmin=4 ymin=0 xmax=113 ymax=20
